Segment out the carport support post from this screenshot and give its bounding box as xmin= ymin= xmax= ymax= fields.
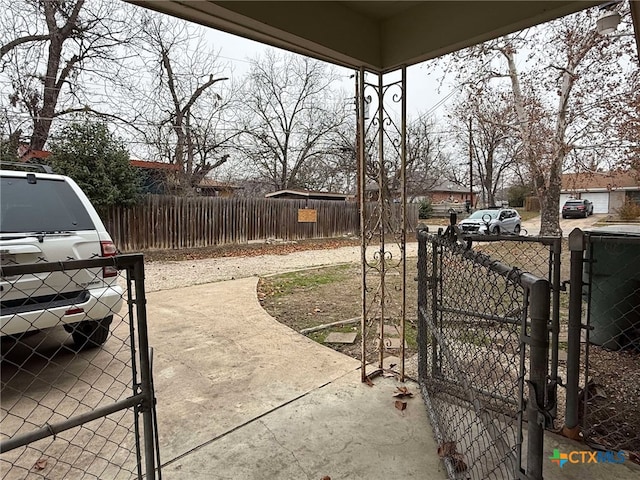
xmin=565 ymin=228 xmax=585 ymax=432
xmin=527 ymin=278 xmax=550 ymax=480
xmin=358 ymin=67 xmax=367 ymax=382
xmin=133 ymin=258 xmax=157 ymax=479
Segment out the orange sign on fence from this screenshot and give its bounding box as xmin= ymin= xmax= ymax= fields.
xmin=298 ymin=208 xmax=317 ymax=223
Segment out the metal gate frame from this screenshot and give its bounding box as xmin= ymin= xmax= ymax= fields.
xmin=1 ymin=255 xmax=161 ymax=479
xmin=417 ymin=228 xmax=551 ymax=480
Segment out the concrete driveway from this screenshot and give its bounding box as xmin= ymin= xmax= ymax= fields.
xmin=148 ymin=277 xmax=446 ymax=479
xmin=521 ymin=214 xmax=605 ymax=236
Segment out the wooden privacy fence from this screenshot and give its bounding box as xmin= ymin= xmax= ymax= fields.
xmin=105 ymin=195 xmax=419 ymax=252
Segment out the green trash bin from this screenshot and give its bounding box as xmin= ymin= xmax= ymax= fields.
xmin=583 ymin=225 xmax=640 ymax=350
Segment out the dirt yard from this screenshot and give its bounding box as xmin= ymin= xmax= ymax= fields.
xmin=257 ymin=262 xmax=419 ymax=364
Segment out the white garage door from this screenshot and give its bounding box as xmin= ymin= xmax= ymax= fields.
xmin=559 ymin=194 xmax=573 ymax=212
xmin=581 ymin=192 xmax=610 ymax=214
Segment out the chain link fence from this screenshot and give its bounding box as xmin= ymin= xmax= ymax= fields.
xmin=571 ymin=229 xmax=640 ymax=461
xmin=416 ymin=228 xmax=551 ymax=480
xmin=1 ymin=255 xmax=160 ymax=479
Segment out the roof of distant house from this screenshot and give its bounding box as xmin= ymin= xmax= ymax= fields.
xmin=561 ymin=170 xmax=640 ymax=192
xmin=428 ymin=181 xmax=470 ymax=193
xmin=198 ymin=178 xmax=242 ymax=189
xmin=265 ymin=189 xmax=352 ymax=200
xmin=130 ymin=160 xmax=181 ymax=171
xmin=17 ymin=145 xmax=51 ymax=162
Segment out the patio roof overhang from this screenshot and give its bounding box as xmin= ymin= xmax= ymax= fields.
xmin=127 ymin=1 xmax=639 ymax=73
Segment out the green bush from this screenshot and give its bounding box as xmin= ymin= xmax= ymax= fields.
xmin=418 ymin=199 xmax=433 ymax=219
xmin=47 ymin=119 xmax=141 ymax=212
xmin=615 ymin=200 xmax=640 ymax=220
xmin=507 ymin=185 xmax=530 ymax=208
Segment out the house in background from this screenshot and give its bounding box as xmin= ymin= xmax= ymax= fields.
xmin=265 ymin=189 xmax=353 ymax=201
xmin=197 ymin=178 xmax=243 ymax=198
xmin=411 ymin=181 xmax=475 ymax=206
xmin=130 ymin=160 xmax=181 ymax=195
xmin=17 ymin=145 xmax=50 ymax=163
xmin=561 ymin=170 xmax=640 ymax=214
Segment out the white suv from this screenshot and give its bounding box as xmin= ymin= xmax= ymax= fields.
xmin=0 ymin=165 xmax=123 ymax=349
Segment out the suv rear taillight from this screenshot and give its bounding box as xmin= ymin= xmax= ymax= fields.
xmin=101 ymin=240 xmax=118 ymax=278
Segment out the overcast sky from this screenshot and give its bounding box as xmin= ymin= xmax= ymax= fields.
xmin=200 ymin=26 xmax=451 ymax=120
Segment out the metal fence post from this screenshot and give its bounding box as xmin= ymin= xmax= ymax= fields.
xmin=417 ymin=228 xmax=428 ymax=382
xmin=548 ymin=238 xmax=562 ymax=421
xmin=564 ymin=228 xmax=585 ymax=434
xmin=133 ymin=257 xmax=158 ymax=479
xmin=430 ymin=234 xmax=440 ymax=377
xmin=527 ymin=278 xmax=550 ymax=480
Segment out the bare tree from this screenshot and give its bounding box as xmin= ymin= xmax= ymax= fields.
xmin=438 ymin=5 xmax=635 ymax=234
xmin=134 ymin=14 xmax=241 ymax=193
xmin=1 ymin=0 xmax=137 ymax=150
xmin=237 ymin=51 xmax=350 ymax=191
xmin=403 ymin=115 xmax=449 ymax=201
xmin=449 ymin=85 xmax=520 ymax=207
xmin=611 ymin=69 xmax=640 ymax=171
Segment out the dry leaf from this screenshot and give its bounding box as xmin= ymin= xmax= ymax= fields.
xmin=321 ymin=477 xmax=331 ymax=480
xmin=33 ymin=458 xmax=47 ymax=471
xmin=451 ymin=454 xmax=468 ymax=472
xmin=437 ymin=442 xmax=468 ymax=472
xmin=394 ymin=400 xmax=407 ymax=411
xmin=437 ymin=441 xmax=457 ymax=458
xmin=393 ymin=386 xmax=413 ymax=398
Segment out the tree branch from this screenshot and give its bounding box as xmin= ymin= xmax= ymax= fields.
xmin=1 ymin=34 xmax=51 ymax=58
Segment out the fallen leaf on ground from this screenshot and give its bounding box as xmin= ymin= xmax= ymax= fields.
xmin=437 ymin=441 xmax=457 ymax=457
xmin=393 ymin=386 xmax=413 ymax=398
xmin=321 ymin=476 xmax=331 ymax=480
xmin=437 ymin=442 xmax=468 ymax=472
xmin=395 ymin=400 xmax=407 ymax=411
xmin=451 ymin=454 xmax=468 ymax=472
xmin=33 ymin=458 xmax=47 ymax=471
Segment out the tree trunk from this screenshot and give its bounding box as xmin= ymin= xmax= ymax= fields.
xmin=30 ymin=32 xmax=63 ymax=150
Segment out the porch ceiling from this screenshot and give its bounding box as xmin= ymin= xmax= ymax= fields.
xmin=128 ymin=1 xmax=611 ymax=73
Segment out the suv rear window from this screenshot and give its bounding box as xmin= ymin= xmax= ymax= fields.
xmin=0 ymin=176 xmax=94 ymax=233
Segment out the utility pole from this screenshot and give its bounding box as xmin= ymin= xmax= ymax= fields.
xmin=468 ymin=117 xmax=473 ymax=209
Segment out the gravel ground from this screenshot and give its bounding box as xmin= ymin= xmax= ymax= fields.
xmin=143 ymin=242 xmax=419 ymax=292
xmin=141 ymin=214 xmax=603 ymax=293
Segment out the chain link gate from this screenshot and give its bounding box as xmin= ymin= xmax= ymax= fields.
xmin=1 ymin=255 xmax=160 ymax=479
xmin=461 ymin=233 xmax=564 ymax=427
xmin=416 ymin=228 xmax=552 ymax=480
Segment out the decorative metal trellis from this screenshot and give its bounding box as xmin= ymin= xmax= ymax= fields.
xmin=358 ymin=67 xmax=408 ymax=381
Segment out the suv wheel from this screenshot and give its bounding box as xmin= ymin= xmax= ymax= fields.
xmin=72 ymin=316 xmax=113 ymax=349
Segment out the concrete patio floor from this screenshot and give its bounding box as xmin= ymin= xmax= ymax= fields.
xmin=146 ymin=277 xmax=640 ymax=480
